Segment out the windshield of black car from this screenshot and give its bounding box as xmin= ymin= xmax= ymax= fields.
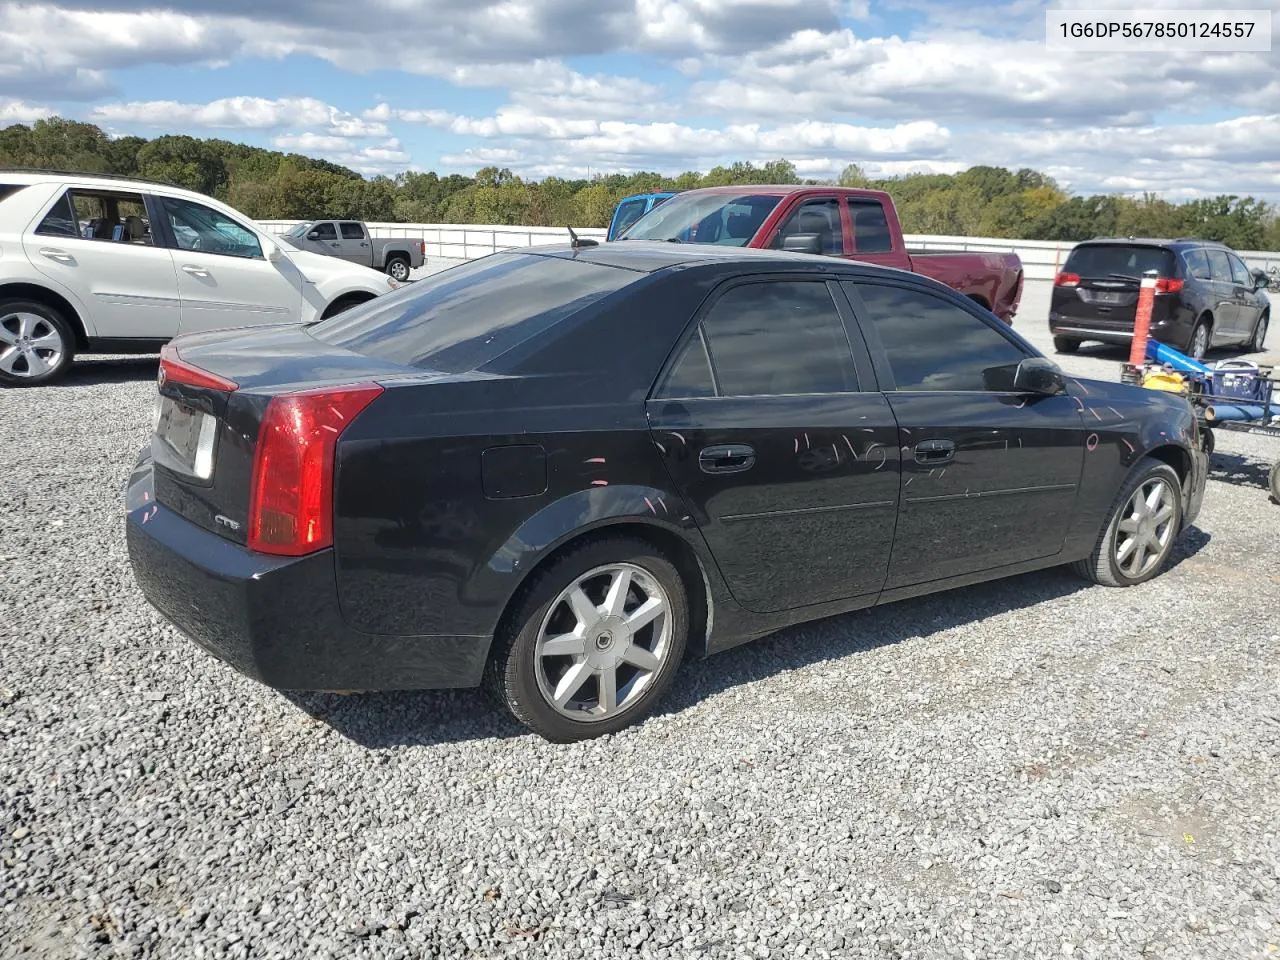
xmin=621 ymin=193 xmax=782 ymax=245
xmin=1063 ymin=244 xmax=1176 ymax=280
xmin=308 ymin=252 xmax=633 ymax=373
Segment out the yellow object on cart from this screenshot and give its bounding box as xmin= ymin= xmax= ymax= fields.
xmin=1142 ymin=369 xmax=1188 ymax=394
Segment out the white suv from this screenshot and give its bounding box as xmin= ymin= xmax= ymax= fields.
xmin=0 ymin=172 xmax=401 ymax=385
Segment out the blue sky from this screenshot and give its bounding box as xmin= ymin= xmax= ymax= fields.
xmin=1 ymin=0 xmax=1277 ymax=200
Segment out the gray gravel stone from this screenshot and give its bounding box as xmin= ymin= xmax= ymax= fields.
xmin=1 ymin=295 xmax=1279 ymax=958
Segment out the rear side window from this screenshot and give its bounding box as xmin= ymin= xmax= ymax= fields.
xmin=852 ymin=282 xmax=1026 ymax=392
xmin=339 ymin=222 xmax=365 ymax=240
xmin=1063 ymin=244 xmax=1175 ymax=279
xmin=1207 ymin=250 xmax=1232 ymax=282
xmin=657 ymin=281 xmax=859 ymax=398
xmin=36 ymin=188 xmax=153 ymax=244
xmin=849 ymin=200 xmax=892 ymax=253
xmin=310 ymin=253 xmax=632 ymax=373
xmin=1183 ymin=248 xmax=1211 ymax=280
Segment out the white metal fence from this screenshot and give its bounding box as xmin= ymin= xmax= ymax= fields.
xmin=257 ymin=220 xmax=1280 ymax=284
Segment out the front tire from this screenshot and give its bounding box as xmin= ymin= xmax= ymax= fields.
xmin=385 ymin=256 xmax=411 ymax=282
xmin=486 ymin=536 xmax=689 ymax=742
xmin=1053 ymin=336 xmax=1081 ymax=354
xmin=1247 ymin=312 xmax=1269 ymax=353
xmin=0 ymin=299 xmax=76 ymax=387
xmin=1072 ymin=457 xmax=1183 ymax=587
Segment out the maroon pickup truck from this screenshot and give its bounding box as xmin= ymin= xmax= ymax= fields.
xmin=616 ymin=185 xmax=1025 ymax=322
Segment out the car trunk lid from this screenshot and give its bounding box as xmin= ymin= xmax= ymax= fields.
xmin=150 ymin=323 xmax=421 ymax=547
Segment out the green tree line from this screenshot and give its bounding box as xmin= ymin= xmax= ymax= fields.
xmin=4 ymin=118 xmax=1278 ymax=249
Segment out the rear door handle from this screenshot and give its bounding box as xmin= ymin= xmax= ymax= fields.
xmin=39 ymin=247 xmax=74 ymax=263
xmin=914 ymin=439 xmax=955 ymax=464
xmin=699 ymin=443 xmax=756 ymax=474
xmin=181 ymin=264 xmax=210 ymax=278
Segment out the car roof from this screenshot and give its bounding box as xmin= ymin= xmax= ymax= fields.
xmin=1080 ymin=236 xmax=1230 ymax=250
xmin=523 ymin=240 xmax=892 ymax=274
xmin=0 ymin=168 xmax=224 ymax=204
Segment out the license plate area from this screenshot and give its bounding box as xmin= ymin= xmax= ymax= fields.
xmin=154 ymin=395 xmax=219 ymax=482
xmin=1081 ymin=289 xmax=1132 ymax=305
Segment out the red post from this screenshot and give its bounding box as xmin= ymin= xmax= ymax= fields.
xmin=1129 ymin=270 xmax=1159 ymax=368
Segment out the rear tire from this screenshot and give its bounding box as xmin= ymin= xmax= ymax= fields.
xmin=485 ymin=536 xmax=689 ymax=742
xmin=1247 ymin=312 xmax=1269 ymax=353
xmin=1072 ymin=457 xmax=1182 ymax=587
xmin=1186 ymin=318 xmax=1211 ymax=360
xmin=385 ymin=256 xmax=411 ymax=282
xmin=0 ymin=299 xmax=76 ymax=387
xmin=1053 ymin=336 xmax=1081 ymax=354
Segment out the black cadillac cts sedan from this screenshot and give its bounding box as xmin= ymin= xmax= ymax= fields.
xmin=126 ymin=243 xmax=1208 ymax=742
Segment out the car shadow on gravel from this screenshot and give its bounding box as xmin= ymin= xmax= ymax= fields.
xmin=284 ymin=529 xmax=1210 ymax=748
xmin=58 ymin=357 xmax=160 ymax=386
xmin=1208 ymin=452 xmax=1274 ymax=492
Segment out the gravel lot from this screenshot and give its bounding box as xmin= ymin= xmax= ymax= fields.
xmin=2 ymin=278 xmax=1278 ymax=959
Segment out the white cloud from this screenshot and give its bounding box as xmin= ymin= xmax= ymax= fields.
xmin=89 ymin=96 xmax=388 ymax=136
xmin=0 ymin=99 xmax=54 ymax=123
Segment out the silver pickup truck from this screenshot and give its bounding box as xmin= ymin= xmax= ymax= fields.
xmin=279 ymin=220 xmax=425 ymax=281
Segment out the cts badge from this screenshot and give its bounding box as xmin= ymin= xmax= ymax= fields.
xmin=214 ymin=515 xmax=241 ymax=531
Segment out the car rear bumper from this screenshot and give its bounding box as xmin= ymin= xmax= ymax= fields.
xmin=125 ymin=446 xmax=489 ymax=691
xmin=1049 ymin=313 xmax=1192 ymax=346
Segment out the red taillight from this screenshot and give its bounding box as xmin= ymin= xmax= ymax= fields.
xmin=1054 ymin=272 xmax=1081 ymax=287
xmin=1155 ymin=277 xmax=1184 ymax=294
xmin=247 ymin=383 xmax=383 ymax=556
xmin=419 ymin=239 xmax=426 ymax=256
xmin=160 ymin=343 xmax=238 ymax=392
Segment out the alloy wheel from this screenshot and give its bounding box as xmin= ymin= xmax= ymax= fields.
xmin=1113 ymin=477 xmax=1176 ymax=579
xmin=533 ymin=563 xmax=673 ymax=722
xmin=0 ymin=312 xmax=64 ymax=379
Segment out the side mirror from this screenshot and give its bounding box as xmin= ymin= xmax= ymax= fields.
xmin=781 ymin=233 xmax=823 ymax=255
xmin=1251 ymin=267 xmax=1270 ymax=290
xmin=983 ymin=357 xmax=1064 ymax=395
xmin=306 ymin=230 xmax=322 ymax=241
xmin=1013 ymin=357 xmax=1065 ymax=395
xmin=267 ymin=244 xmax=283 ymax=264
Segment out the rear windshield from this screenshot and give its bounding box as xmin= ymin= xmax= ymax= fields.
xmin=0 ymin=184 xmax=27 ymax=203
xmin=308 ymin=252 xmax=634 ymax=372
xmin=1063 ymin=244 xmax=1176 ymax=280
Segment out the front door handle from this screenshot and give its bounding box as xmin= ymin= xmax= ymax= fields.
xmin=914 ymin=439 xmax=955 ymax=464
xmin=181 ymin=264 xmax=210 ymax=278
xmin=39 ymin=247 xmax=75 ymax=263
xmin=699 ymin=443 xmax=756 ymax=474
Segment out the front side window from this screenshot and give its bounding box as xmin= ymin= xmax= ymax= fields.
xmin=770 ymin=199 xmax=844 ymax=255
xmin=36 ymin=189 xmax=152 ymax=244
xmin=849 ymin=200 xmax=893 ymax=253
xmin=1228 ymin=253 xmax=1252 ymax=286
xmin=658 ymin=281 xmax=858 ymax=398
xmin=852 ymin=283 xmax=1027 ymax=392
xmin=311 ymin=222 xmax=337 ymax=241
xmin=161 ymin=197 xmax=263 ymax=259
xmin=339 ymin=222 xmax=365 ymax=240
